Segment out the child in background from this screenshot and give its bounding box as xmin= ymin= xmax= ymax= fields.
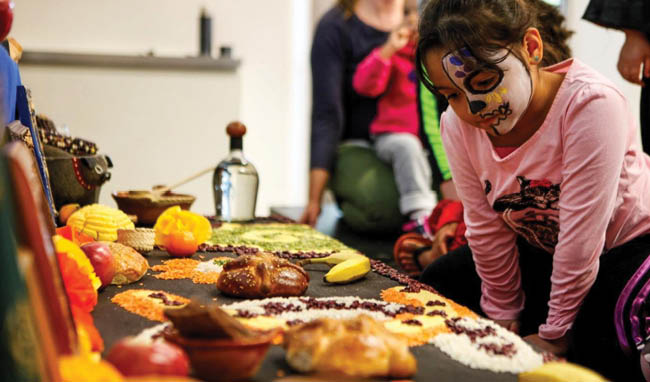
xmin=416 ymin=0 xmax=650 ymax=381
xmin=353 ymin=0 xmax=437 ymax=236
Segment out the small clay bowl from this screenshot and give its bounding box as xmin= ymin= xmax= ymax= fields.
xmin=112 ymin=190 xmax=195 ymax=226
xmin=163 ymin=329 xmax=279 ymax=381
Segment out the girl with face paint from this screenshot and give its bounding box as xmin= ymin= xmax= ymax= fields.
xmin=414 ymin=1 xmax=650 ymax=381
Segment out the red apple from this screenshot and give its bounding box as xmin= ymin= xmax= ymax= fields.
xmin=81 ymin=242 xmax=116 ymax=287
xmin=106 ymin=337 xmax=190 ymax=377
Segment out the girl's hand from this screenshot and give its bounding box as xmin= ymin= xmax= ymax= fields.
xmin=524 ymin=333 xmax=569 ymax=356
xmin=493 ymin=319 xmax=521 ymax=334
xmin=379 ymin=26 xmax=413 ymax=59
xmin=432 ymin=222 xmax=459 ymax=256
xmin=619 ymin=29 xmax=650 ymax=86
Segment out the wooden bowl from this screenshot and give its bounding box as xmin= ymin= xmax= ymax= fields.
xmin=112 ymin=190 xmax=195 ymax=226
xmin=163 ymin=329 xmax=278 ymax=381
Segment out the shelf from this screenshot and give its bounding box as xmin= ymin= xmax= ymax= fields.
xmin=20 ymin=50 xmax=241 ymax=72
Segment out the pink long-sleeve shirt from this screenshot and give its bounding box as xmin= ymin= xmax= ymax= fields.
xmin=352 ymin=42 xmax=418 ymax=137
xmin=440 ymin=58 xmax=650 ymax=340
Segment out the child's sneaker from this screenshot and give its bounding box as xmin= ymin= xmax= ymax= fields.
xmin=401 ymin=216 xmax=433 ymax=239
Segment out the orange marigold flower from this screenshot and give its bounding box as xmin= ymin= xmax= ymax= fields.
xmin=55 ymin=226 xmax=95 ymax=246
xmin=53 ymin=235 xmax=101 ymax=290
xmin=57 ymin=251 xmax=98 ymax=312
xmin=71 ymin=306 xmax=104 ymax=353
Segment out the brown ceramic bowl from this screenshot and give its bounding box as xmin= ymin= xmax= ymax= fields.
xmin=112 ymin=190 xmax=196 ymax=226
xmin=163 ymin=329 xmax=279 ymax=382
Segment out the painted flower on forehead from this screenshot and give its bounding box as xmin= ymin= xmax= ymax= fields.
xmin=441 ymin=48 xmax=533 ymax=136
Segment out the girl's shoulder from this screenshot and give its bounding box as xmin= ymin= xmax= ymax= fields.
xmin=546 ymin=58 xmax=626 ymax=107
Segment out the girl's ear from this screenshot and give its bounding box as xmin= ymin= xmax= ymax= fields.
xmin=522 ymin=27 xmax=543 ymax=66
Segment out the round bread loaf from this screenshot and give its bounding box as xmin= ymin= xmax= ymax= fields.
xmin=107 ymin=242 xmax=149 ymax=284
xmin=217 ymin=253 xmax=309 ymax=298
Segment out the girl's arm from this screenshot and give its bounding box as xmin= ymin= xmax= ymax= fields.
xmin=440 ymin=113 xmax=524 ymax=321
xmin=540 ymin=84 xmax=630 ymax=340
xmin=352 ymin=47 xmax=392 ymax=98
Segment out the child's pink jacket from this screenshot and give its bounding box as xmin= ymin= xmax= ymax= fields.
xmin=352 ymin=41 xmax=418 ymax=137
xmin=440 ymin=58 xmax=650 ymax=340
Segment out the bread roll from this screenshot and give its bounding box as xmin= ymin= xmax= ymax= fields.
xmin=107 ymin=242 xmax=149 ymax=284
xmin=217 ymin=253 xmax=308 ymax=298
xmin=284 ymin=315 xmax=416 ymax=379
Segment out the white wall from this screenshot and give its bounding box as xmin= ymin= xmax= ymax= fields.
xmin=567 ymin=0 xmax=642 ymax=126
xmin=12 ymin=0 xmax=311 ymax=216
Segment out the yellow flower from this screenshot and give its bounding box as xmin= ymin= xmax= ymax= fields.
xmin=153 ymin=206 xmax=212 ymax=246
xmin=52 ymin=235 xmax=102 ymax=290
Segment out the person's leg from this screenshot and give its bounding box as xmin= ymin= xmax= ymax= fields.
xmin=419 ymin=244 xmax=484 ymax=315
xmin=330 ymin=144 xmax=403 ymax=234
xmin=419 ymin=238 xmax=554 ymax=320
xmin=374 ymin=133 xmax=437 ymax=218
xmin=569 ymin=234 xmax=650 ymax=382
xmin=517 ymin=238 xmax=553 ymax=337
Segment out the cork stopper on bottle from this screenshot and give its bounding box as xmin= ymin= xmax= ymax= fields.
xmin=226 ymin=121 xmax=246 ymax=138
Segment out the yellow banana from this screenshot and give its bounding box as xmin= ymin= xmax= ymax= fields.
xmin=323 ymin=255 xmax=371 ymax=284
xmin=297 ymin=249 xmax=364 ymax=266
xmin=519 ymin=362 xmax=607 ymax=382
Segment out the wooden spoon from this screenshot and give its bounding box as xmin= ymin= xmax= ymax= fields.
xmin=151 ymin=166 xmax=216 ymax=200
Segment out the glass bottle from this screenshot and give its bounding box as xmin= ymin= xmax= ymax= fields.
xmin=213 ymin=121 xmax=258 ymax=221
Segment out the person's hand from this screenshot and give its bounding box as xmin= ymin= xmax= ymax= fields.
xmin=493 ymin=319 xmax=520 ymax=334
xmin=524 ymin=333 xmax=569 ymax=356
xmin=299 ymin=201 xmax=321 ymax=227
xmin=618 ymin=29 xmax=650 ymax=86
xmin=379 ymin=25 xmax=413 ymax=59
xmin=431 ymin=222 xmax=459 ymax=256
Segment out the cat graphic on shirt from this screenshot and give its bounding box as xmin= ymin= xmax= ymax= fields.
xmin=491 ymin=176 xmax=560 ymax=252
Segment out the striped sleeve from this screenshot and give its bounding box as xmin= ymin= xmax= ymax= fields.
xmin=419 ymin=82 xmax=452 ymax=181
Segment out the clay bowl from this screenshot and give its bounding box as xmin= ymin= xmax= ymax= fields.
xmin=112 ymin=190 xmax=195 ymax=226
xmin=164 ymin=329 xmax=279 ymax=381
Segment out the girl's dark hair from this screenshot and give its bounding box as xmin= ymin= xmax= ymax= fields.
xmin=416 ymin=0 xmax=573 ymax=92
xmin=529 ymin=0 xmax=573 ymax=65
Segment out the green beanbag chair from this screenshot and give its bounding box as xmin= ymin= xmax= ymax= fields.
xmin=330 ymin=144 xmax=404 ymax=234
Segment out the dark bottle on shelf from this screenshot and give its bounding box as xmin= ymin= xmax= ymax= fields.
xmin=199 ymin=7 xmax=212 ymax=56
xmin=213 ymin=121 xmax=258 ymax=222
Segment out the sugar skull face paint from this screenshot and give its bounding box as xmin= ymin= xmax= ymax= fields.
xmin=442 ymin=48 xmax=532 ymax=136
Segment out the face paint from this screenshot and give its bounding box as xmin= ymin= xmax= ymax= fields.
xmin=442 ymin=48 xmax=532 ymax=136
